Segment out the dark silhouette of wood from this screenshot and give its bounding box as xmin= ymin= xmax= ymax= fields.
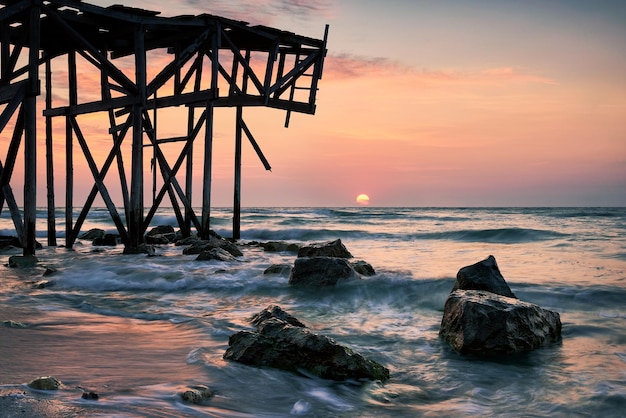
xmin=0 ymin=0 xmax=328 ymax=254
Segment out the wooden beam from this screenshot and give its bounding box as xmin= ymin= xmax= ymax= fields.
xmin=22 ymin=0 xmax=40 ymax=256
xmin=128 ymin=24 xmax=147 ymax=249
xmin=45 ymin=58 xmax=57 ymax=246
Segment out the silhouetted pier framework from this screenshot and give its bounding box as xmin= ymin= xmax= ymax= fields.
xmin=0 ymin=0 xmax=328 ymax=255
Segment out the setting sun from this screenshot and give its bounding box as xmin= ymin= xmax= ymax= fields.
xmin=356 ymin=194 xmax=370 ymax=205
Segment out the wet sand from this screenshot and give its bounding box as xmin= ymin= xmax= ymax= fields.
xmin=0 ymin=387 xmax=102 ymax=417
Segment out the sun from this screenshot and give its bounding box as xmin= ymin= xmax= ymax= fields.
xmin=356 ymin=194 xmax=370 ymax=205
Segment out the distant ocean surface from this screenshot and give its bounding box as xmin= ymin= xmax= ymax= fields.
xmin=1 ymin=207 xmax=625 ymax=417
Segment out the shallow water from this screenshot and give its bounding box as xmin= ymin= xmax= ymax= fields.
xmin=1 ymin=207 xmax=625 ymax=417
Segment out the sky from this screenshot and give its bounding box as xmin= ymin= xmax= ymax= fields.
xmin=5 ymin=0 xmax=626 ymax=207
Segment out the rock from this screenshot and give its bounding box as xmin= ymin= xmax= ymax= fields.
xmin=439 ymin=289 xmax=562 ymax=355
xmin=250 ymin=305 xmax=306 ymax=328
xmin=43 ymin=267 xmax=57 ymax=277
xmin=147 ymin=225 xmax=175 ymax=236
xmin=175 ymin=236 xmax=201 ymax=246
xmin=122 ymin=244 xmax=156 ymax=255
xmin=351 ymin=260 xmax=375 ymax=276
xmin=452 ymin=255 xmax=516 ymax=298
xmin=263 ymin=263 xmax=292 ymax=276
xmin=81 ymin=391 xmax=99 ymax=400
xmin=0 ymin=235 xmax=21 ymax=249
xmin=180 ymin=385 xmax=213 ymax=404
xmin=145 ymin=234 xmax=171 ymax=245
xmin=196 ymin=248 xmax=237 ymax=262
xmin=183 ymin=236 xmax=242 ymax=257
xmin=146 ymin=225 xmax=176 ymax=244
xmin=32 ymin=280 xmax=55 ymax=289
xmin=289 ymin=256 xmax=359 ymax=287
xmin=7 ymin=255 xmax=38 ymax=268
xmin=262 ymin=241 xmax=300 ymax=253
xmin=3 ymin=320 xmax=28 ymax=328
xmin=297 ymin=239 xmax=353 ymax=258
xmin=224 ymin=306 xmax=390 ymax=382
xmin=28 ymin=376 xmax=62 ymax=390
xmin=79 ymin=228 xmax=105 ymax=240
xmin=93 ymin=233 xmax=121 ymax=246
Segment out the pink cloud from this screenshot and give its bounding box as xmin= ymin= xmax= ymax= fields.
xmin=323 ymin=53 xmax=556 ymax=86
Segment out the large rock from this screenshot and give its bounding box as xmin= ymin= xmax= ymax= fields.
xmin=224 ymin=305 xmax=389 ymax=382
xmin=452 ymin=255 xmax=516 ymax=298
xmin=297 ymin=239 xmax=353 ymax=258
xmin=288 ymin=256 xmax=359 ymax=287
xmin=440 ymin=290 xmax=561 ymax=355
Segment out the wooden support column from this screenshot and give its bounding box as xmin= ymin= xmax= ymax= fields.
xmin=200 ymin=100 xmax=213 ymax=240
xmin=200 ymin=29 xmax=219 ymax=239
xmin=45 ymin=58 xmax=57 ymax=246
xmin=233 ymin=106 xmax=242 ymax=239
xmin=23 ymin=0 xmax=40 ymax=256
xmin=65 ymin=51 xmax=76 ymax=248
xmin=129 ymin=25 xmax=146 ymax=250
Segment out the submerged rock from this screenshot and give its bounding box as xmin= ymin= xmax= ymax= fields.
xmin=180 ymin=385 xmax=213 ymax=404
xmin=262 ymin=241 xmax=301 ymax=253
xmin=28 ymin=376 xmax=62 ymax=390
xmin=351 ymin=260 xmax=376 ymax=276
xmin=7 ymin=255 xmax=38 ymax=268
xmin=0 ymin=235 xmax=22 ymax=249
xmin=145 ymin=225 xmax=176 ymax=244
xmin=224 ymin=305 xmax=390 ymax=382
xmin=3 ymin=320 xmax=28 ymax=328
xmin=196 ymin=247 xmax=237 ymax=262
xmin=263 ymin=263 xmax=292 ymax=276
xmin=183 ymin=236 xmax=242 ymax=257
xmin=250 ymin=305 xmax=306 ymax=328
xmin=93 ymin=233 xmax=121 ymax=246
xmin=297 ymin=239 xmax=353 ymax=259
xmin=122 ymin=244 xmax=155 ymax=255
xmin=81 ymin=391 xmax=99 ymax=400
xmin=79 ymin=228 xmax=105 ymax=241
xmin=440 ymin=290 xmax=562 ymax=355
xmin=452 ymin=255 xmax=516 ymax=298
xmin=288 ymin=256 xmax=359 ymax=287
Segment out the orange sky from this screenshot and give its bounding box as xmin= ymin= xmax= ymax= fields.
xmin=2 ymin=0 xmax=625 ymax=207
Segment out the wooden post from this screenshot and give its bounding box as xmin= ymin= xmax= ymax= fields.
xmin=200 ymin=29 xmax=219 ymax=239
xmin=233 ymin=106 xmax=242 ymax=239
xmin=23 ymin=1 xmax=40 ymax=256
xmin=65 ymin=51 xmax=76 ymax=248
xmin=200 ymin=100 xmax=213 ymax=240
xmin=129 ymin=25 xmax=146 ymax=250
xmin=45 ymin=58 xmax=57 ymax=246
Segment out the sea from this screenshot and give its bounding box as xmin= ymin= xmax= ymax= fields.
xmin=1 ymin=206 xmax=625 ymax=417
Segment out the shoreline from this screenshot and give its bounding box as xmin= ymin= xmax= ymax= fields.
xmin=0 ymin=387 xmax=101 ymax=418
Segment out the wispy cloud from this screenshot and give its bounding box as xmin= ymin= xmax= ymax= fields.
xmin=324 ymin=53 xmax=556 ymax=85
xmin=182 ymin=0 xmax=335 ymax=24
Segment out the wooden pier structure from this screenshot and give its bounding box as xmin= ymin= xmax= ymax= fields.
xmin=0 ymin=0 xmax=328 ymax=255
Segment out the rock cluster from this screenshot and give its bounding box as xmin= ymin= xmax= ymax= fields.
xmin=286 ymin=239 xmax=375 ymax=286
xmin=439 ymin=255 xmax=562 ymax=355
xmin=224 ymin=305 xmax=390 ymax=382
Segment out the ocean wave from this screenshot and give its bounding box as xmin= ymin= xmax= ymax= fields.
xmin=414 ymin=228 xmax=568 ymax=244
